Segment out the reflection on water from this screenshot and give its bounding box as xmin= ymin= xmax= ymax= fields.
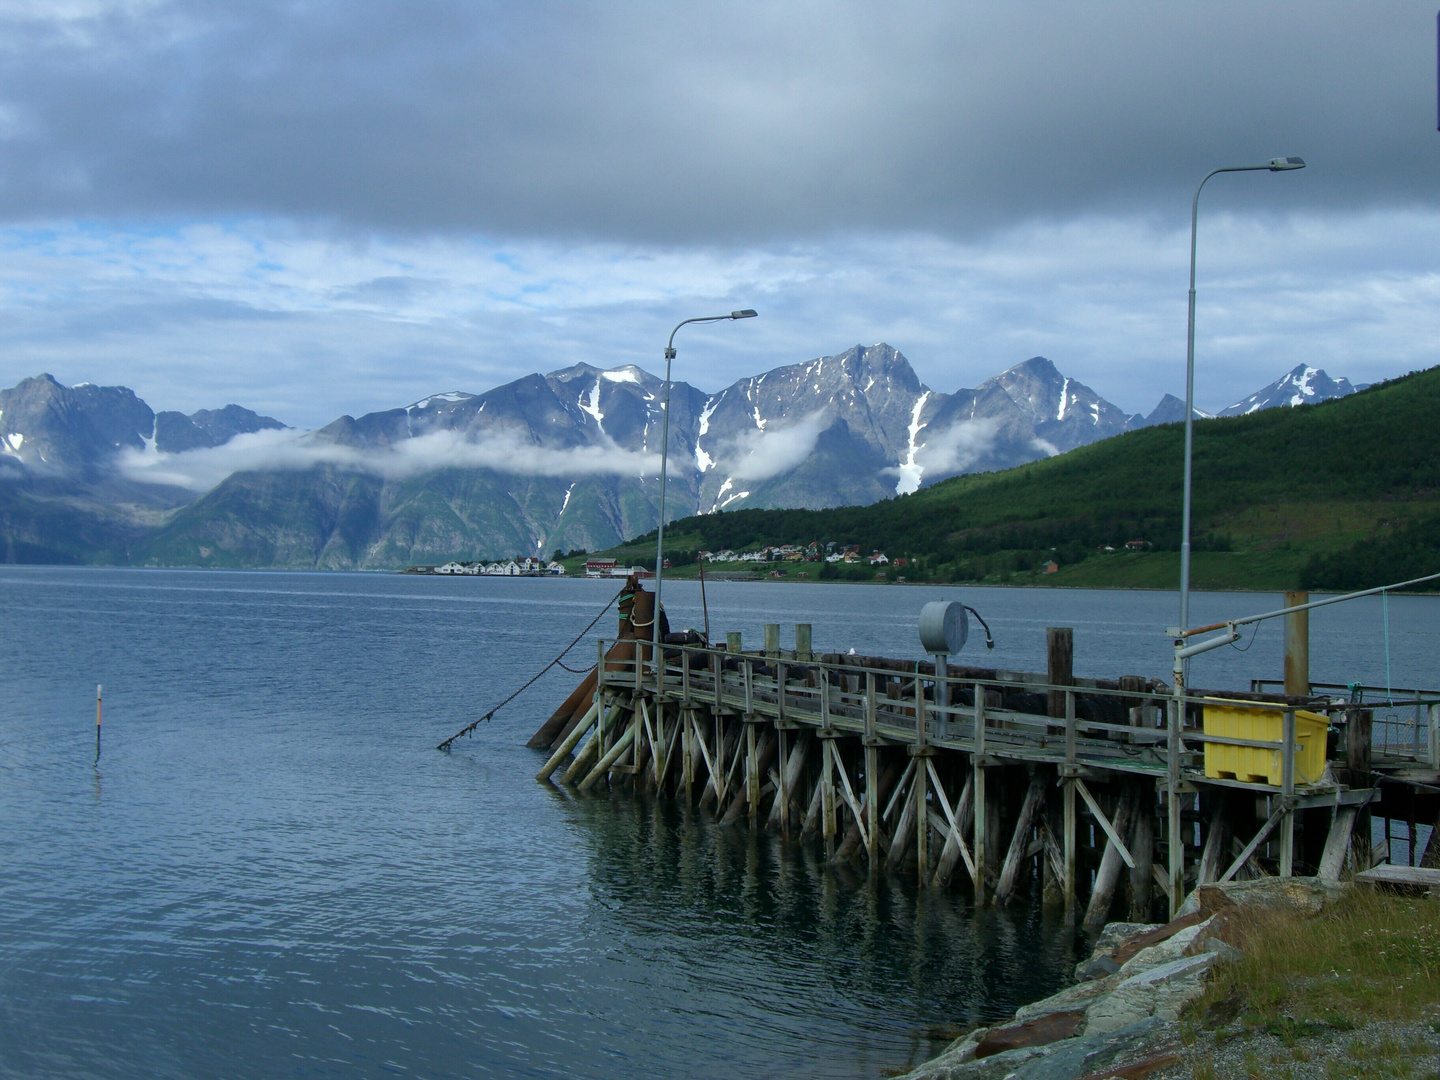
xmin=562 ymin=788 xmax=1083 ymax=1069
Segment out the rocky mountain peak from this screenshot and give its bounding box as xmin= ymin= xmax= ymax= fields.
xmin=1219 ymin=364 xmax=1360 ymax=417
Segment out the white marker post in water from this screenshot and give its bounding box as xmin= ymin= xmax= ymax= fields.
xmin=95 ymin=684 xmax=102 ymax=763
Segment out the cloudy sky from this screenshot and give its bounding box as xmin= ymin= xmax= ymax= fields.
xmin=1 ymin=1 xmax=1438 ymax=428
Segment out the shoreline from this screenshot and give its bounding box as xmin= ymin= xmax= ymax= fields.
xmin=894 ymin=877 xmax=1435 ymax=1080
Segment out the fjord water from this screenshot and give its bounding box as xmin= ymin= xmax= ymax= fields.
xmin=1 ymin=569 xmax=1435 ymax=1080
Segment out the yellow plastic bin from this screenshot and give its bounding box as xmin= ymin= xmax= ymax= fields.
xmin=1202 ymin=704 xmax=1329 ymax=786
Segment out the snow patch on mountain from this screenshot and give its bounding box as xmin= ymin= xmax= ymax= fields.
xmin=894 ymin=391 xmax=932 ymax=495
xmin=580 ymin=378 xmax=605 ymax=431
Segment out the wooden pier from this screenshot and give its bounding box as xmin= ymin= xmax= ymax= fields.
xmin=530 ymin=581 xmax=1440 ymax=923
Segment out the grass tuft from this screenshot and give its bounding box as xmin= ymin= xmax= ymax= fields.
xmin=1192 ymin=888 xmax=1440 ymax=1033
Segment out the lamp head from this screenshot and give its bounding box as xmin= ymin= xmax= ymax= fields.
xmin=730 ymin=309 xmax=758 ymax=319
xmin=1268 ymin=157 xmax=1306 ymax=171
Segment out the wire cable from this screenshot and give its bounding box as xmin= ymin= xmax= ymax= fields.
xmin=435 ymin=583 xmax=627 ymax=751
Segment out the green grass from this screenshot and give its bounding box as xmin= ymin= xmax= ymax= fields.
xmin=1193 ymin=889 xmax=1440 ymax=1032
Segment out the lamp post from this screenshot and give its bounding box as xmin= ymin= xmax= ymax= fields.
xmin=1178 ymin=157 xmax=1304 ymax=639
xmin=652 ymin=309 xmax=758 ymax=665
xmin=1166 ymin=157 xmax=1303 ymax=918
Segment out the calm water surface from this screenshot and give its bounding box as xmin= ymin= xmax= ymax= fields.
xmin=1 ymin=569 xmax=1436 ymax=1079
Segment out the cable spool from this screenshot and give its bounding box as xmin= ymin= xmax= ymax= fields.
xmin=919 ymin=601 xmax=968 ymax=656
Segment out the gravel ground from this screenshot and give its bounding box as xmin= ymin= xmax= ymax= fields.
xmin=1146 ymin=1016 xmax=1440 ymax=1080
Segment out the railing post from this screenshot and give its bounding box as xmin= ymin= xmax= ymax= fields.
xmin=915 ymin=668 xmax=927 ymax=750
xmin=1429 ymin=702 xmax=1439 ymax=768
xmin=777 ymin=661 xmax=787 ymax=724
xmin=682 ymin=647 xmax=691 ymax=704
xmin=821 ymin=668 xmax=832 ymax=732
xmin=863 ymin=671 xmax=875 ymax=742
xmin=1279 ymin=707 xmax=1296 ymax=878
xmin=744 ymin=657 xmax=754 ymax=716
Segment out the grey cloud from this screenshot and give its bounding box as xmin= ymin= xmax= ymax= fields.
xmin=0 ymin=2 xmax=1436 ymax=242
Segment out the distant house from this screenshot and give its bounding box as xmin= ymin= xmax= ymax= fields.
xmin=869 ymin=553 xmax=889 ymax=566
xmin=585 ymin=558 xmax=618 ymax=578
xmin=1042 ymin=560 xmax=1060 ymax=574
xmin=435 ymin=561 xmax=466 ymax=575
xmin=546 ymin=560 xmax=567 ymax=575
xmin=1124 ymin=540 xmax=1151 ymax=551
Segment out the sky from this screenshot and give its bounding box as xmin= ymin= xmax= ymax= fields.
xmin=2 ymin=1 xmax=1440 ymax=429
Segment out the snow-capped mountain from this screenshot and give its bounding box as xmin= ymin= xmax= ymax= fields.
xmin=0 ymin=373 xmax=284 ymax=471
xmin=1218 ymin=365 xmax=1365 ymax=417
xmin=0 ymin=350 xmax=1159 ymax=567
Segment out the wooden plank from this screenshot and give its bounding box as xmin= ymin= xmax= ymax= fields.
xmin=1219 ymin=802 xmax=1287 ymax=884
xmin=930 ymin=765 xmax=976 ymax=886
xmin=1317 ymin=805 xmax=1357 ymax=880
xmin=1354 ymin=865 xmax=1440 ymax=887
xmin=1074 ymin=778 xmax=1136 ymax=869
xmin=1196 ymin=800 xmax=1230 ymax=886
xmin=885 ymin=769 xmax=918 ymax=874
xmin=1084 ymin=784 xmax=1136 ymax=926
xmin=832 ymin=748 xmax=869 ymax=853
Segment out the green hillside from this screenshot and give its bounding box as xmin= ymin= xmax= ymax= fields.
xmin=590 ymin=366 xmax=1440 ymax=592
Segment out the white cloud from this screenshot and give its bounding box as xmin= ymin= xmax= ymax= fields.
xmin=913 ymin=418 xmax=1003 ymax=476
xmin=717 ymin=408 xmax=831 ymax=482
xmin=115 ymin=426 xmax=663 ymax=491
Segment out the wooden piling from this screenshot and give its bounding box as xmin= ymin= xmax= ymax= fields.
xmin=1084 ymin=785 xmax=1136 ymax=926
xmin=1283 ymin=591 xmax=1310 ymax=698
xmin=995 ymin=771 xmax=1046 ymax=905
xmin=914 ymin=749 xmax=930 ymax=886
xmin=1047 ymin=628 xmax=1073 ymax=719
xmin=536 ymin=697 xmax=601 ymax=781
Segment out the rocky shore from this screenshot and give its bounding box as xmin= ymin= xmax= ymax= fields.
xmin=898 ymin=878 xmax=1351 ymax=1080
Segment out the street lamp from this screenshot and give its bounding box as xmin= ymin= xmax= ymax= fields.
xmin=652 ymin=310 xmax=758 ymax=663
xmin=1178 ymin=157 xmax=1305 ymax=639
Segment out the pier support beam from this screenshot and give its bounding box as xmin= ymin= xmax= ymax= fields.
xmin=821 ymin=736 xmax=839 ymax=855
xmin=864 ymin=742 xmax=881 ymax=862
xmin=1085 ymin=785 xmax=1136 ymax=926
xmin=996 ymin=771 xmax=1046 ymax=905
xmin=914 ymin=749 xmax=930 ymax=886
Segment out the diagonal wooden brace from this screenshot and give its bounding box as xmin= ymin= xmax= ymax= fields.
xmin=1075 ymin=778 xmax=1136 ymax=869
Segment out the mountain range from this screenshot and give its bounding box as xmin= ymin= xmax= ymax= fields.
xmin=0 ymin=352 xmax=1364 ymax=567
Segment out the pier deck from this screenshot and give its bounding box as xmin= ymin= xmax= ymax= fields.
xmin=530 ymin=588 xmax=1438 ymax=923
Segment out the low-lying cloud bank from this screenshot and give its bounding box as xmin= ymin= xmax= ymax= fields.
xmin=116 ymin=427 xmax=667 ymax=491
xmin=711 ymin=409 xmax=832 ymax=483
